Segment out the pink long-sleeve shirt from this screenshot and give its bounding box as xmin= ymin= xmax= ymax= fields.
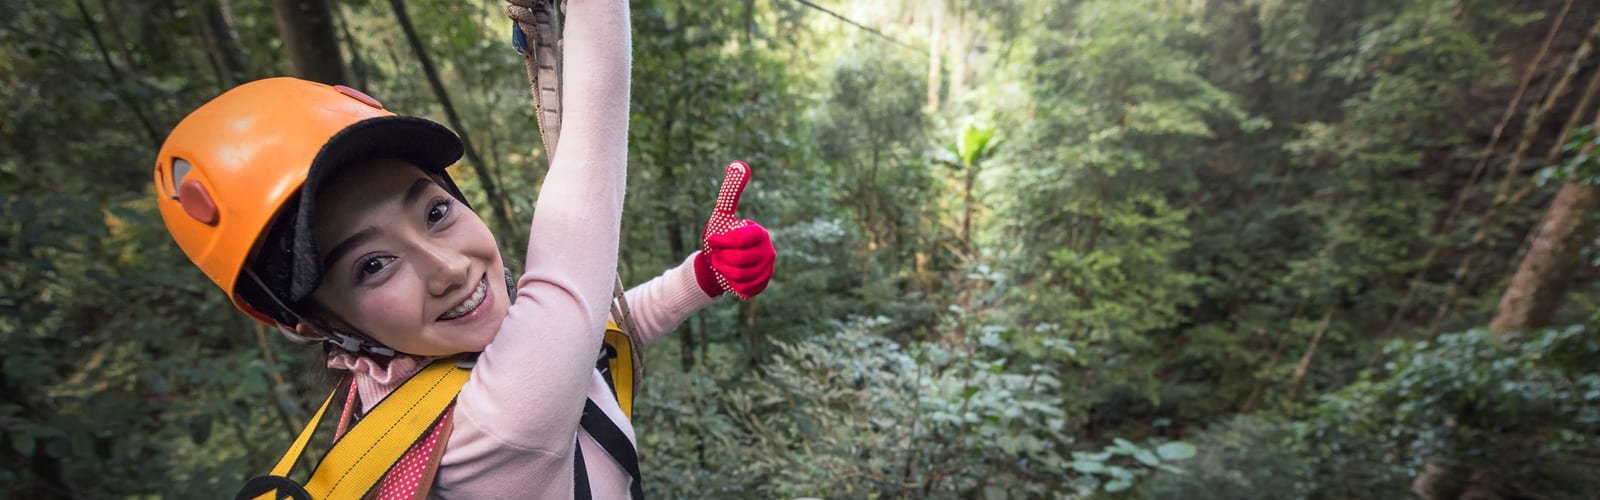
xmin=435 ymin=256 xmax=712 ymax=498
xmin=332 ymin=1 xmax=713 ymax=496
xmin=333 ymin=256 xmax=713 ymax=497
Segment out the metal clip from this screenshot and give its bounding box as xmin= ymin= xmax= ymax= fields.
xmin=327 ymin=330 xmax=394 ymax=357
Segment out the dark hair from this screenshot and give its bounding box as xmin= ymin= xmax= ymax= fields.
xmin=238 ymin=192 xmax=308 ymax=326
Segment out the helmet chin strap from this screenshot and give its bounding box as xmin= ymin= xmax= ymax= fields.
xmin=244 ymin=270 xmax=397 ymax=357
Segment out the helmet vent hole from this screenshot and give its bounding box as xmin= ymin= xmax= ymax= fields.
xmin=170 ymin=158 xmax=193 ymax=200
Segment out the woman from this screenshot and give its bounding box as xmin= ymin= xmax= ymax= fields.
xmin=152 ymin=0 xmax=774 ymax=496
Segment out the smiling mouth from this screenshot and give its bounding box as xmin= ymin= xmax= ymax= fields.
xmin=438 ymin=275 xmax=488 ymax=321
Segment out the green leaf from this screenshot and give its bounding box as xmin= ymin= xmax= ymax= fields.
xmin=12 ymin=432 xmax=34 ymax=456
xmin=188 ymin=415 xmax=212 ymax=445
xmin=1157 ymin=441 xmax=1197 ymax=461
xmin=1071 ymin=460 xmax=1106 ymax=474
xmin=982 ymin=485 xmax=1007 ymax=500
xmin=1105 ymin=477 xmax=1132 ymax=492
xmin=1111 ymin=437 xmax=1139 ymax=454
xmin=1132 ymin=448 xmax=1160 ymax=466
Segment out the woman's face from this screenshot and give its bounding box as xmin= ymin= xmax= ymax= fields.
xmin=308 ymin=158 xmax=508 ymax=356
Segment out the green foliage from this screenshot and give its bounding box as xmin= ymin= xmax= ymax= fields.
xmin=999 ymin=0 xmax=1243 ymax=415
xmin=1147 ymin=324 xmax=1600 ymax=498
xmin=1541 ymin=125 xmax=1600 ymax=186
xmin=1143 ymin=415 xmax=1311 ymax=499
xmin=1069 ymin=437 xmax=1195 ymax=493
xmin=637 ymin=318 xmax=1193 ymax=498
xmin=1 ymin=2 xmax=326 ymax=496
xmin=4 ymin=0 xmax=1598 ymax=496
xmin=1294 ymin=326 xmax=1600 ymax=497
xmin=944 ymin=122 xmax=1000 ymax=170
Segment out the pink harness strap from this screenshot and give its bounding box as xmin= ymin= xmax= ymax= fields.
xmin=374 ymin=406 xmax=452 ymax=499
xmin=331 ymin=377 xmax=455 ymax=499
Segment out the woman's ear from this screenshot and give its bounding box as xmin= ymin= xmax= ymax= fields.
xmin=293 ymin=322 xmax=325 ymax=341
xmin=290 ymin=301 xmax=355 ymax=339
xmin=274 ymin=323 xmax=322 ymax=344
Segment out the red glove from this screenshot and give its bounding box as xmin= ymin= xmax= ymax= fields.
xmin=694 ymin=161 xmax=775 ymax=299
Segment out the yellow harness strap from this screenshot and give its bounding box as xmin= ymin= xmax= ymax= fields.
xmin=268 ymin=387 xmax=338 ymax=480
xmin=242 ymin=316 xmax=641 ymax=499
xmin=306 ymin=358 xmax=469 ymax=498
xmin=602 ymin=319 xmax=638 ymax=419
xmin=244 ymin=357 xmax=470 ymax=500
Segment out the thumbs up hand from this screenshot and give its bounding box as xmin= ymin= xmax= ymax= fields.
xmin=694 ymin=161 xmax=775 ymax=299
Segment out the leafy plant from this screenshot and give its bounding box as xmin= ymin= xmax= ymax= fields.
xmin=1539 ymin=125 xmax=1600 ymax=186
xmin=637 ymin=318 xmax=1195 ymax=498
xmin=1295 ymin=326 xmax=1600 ymax=498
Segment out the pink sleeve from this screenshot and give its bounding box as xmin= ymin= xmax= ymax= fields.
xmin=448 ymin=0 xmax=630 ymax=457
xmin=624 ymin=252 xmax=720 ymax=346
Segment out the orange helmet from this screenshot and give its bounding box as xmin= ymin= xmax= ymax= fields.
xmin=154 ymin=77 xmax=464 ymax=327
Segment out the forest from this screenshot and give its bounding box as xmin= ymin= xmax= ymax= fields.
xmin=3 ymin=0 xmax=1600 ymax=497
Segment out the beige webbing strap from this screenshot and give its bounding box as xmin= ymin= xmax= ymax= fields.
xmin=508 ymin=0 xmax=645 ymax=382
xmin=508 ymin=0 xmax=563 ymax=154
xmin=612 ymin=275 xmax=644 ymax=384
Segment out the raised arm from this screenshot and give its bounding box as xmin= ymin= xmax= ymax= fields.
xmin=451 ymin=0 xmax=631 ymax=455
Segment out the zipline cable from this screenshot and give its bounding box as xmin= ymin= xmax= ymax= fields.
xmin=790 ymin=0 xmax=921 ymax=53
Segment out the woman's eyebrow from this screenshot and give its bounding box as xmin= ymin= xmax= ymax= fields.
xmin=321 ymin=177 xmax=434 ymax=271
xmin=323 ymin=226 xmax=379 ymax=271
xmin=403 ymin=177 xmax=434 ymax=207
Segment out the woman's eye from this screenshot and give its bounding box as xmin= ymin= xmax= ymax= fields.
xmin=427 ymin=199 xmax=453 ymax=226
xmin=360 ymin=256 xmax=395 ymax=277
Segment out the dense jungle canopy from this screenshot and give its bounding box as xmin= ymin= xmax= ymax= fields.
xmin=4 ymin=0 xmax=1600 ymax=497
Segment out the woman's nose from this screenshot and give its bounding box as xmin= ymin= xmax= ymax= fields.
xmin=419 ymin=245 xmax=471 ymax=297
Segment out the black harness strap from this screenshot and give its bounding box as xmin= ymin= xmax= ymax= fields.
xmin=572 ymin=432 xmax=591 ymax=500
xmin=236 ymin=476 xmax=311 ymax=500
xmin=579 ymin=398 xmax=644 ymax=499
xmin=571 ymin=396 xmax=640 ymax=499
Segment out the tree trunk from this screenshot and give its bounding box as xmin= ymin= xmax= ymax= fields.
xmin=742 ymin=0 xmax=754 ymax=47
xmin=252 ymin=323 xmax=305 ymax=439
xmin=667 ymin=182 xmax=695 ymax=371
xmin=655 ymin=45 xmax=694 ymax=369
xmin=1285 ymin=309 xmax=1333 ymax=402
xmin=1240 ymin=293 xmax=1311 ymax=412
xmin=1384 ymin=0 xmax=1574 ymax=334
xmin=73 ymin=0 xmax=161 ymax=149
xmin=1426 ymin=15 xmax=1600 ymax=336
xmin=947 ymin=5 xmax=966 ymax=105
xmin=925 ymin=1 xmax=943 ymax=113
xmin=332 ymin=3 xmax=369 ymax=89
xmin=744 ymin=298 xmax=763 ymax=369
xmin=1489 ymin=111 xmax=1600 ymax=335
xmin=960 ymin=161 xmax=979 ymax=254
xmin=1506 ymin=55 xmax=1600 ymax=208
xmin=272 ymin=0 xmax=348 ymax=84
xmin=390 ymin=0 xmax=519 ymax=247
xmin=203 ymin=0 xmax=250 ymax=85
